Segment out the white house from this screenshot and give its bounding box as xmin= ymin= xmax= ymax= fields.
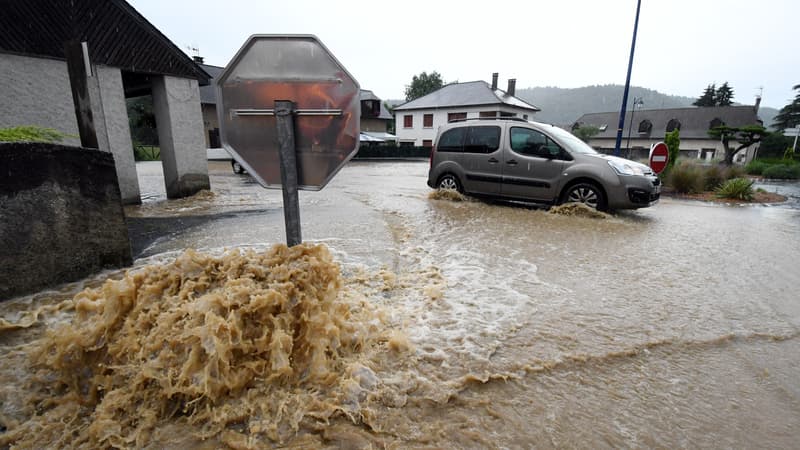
xmin=574 ymin=105 xmax=764 ymax=163
xmin=393 ymin=74 xmax=541 ymax=147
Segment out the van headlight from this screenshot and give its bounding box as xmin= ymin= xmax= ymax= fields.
xmin=608 ymin=160 xmax=645 ymax=176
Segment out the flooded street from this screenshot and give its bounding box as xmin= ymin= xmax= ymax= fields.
xmin=2 ymin=160 xmax=799 ymax=448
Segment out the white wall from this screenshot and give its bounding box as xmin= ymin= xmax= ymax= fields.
xmin=395 ymin=105 xmax=537 ymax=145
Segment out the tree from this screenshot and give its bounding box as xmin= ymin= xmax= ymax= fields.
xmin=693 ymin=84 xmax=716 ymax=107
xmin=404 ymin=71 xmax=444 ymax=101
xmin=715 ymin=82 xmax=734 ymax=106
xmin=572 ymin=125 xmax=600 ymax=143
xmin=708 ymin=124 xmax=769 ymax=165
xmin=772 ymin=84 xmax=800 ymax=131
xmin=664 ymin=129 xmax=680 ymax=173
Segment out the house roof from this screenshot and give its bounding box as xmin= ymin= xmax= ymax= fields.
xmin=360 ymin=89 xmax=393 ymax=120
xmin=199 ymin=64 xmax=224 ymax=104
xmin=574 ymin=106 xmax=762 ymax=140
xmin=0 ymin=0 xmax=209 ymax=84
xmin=393 ymin=81 xmax=541 ymax=112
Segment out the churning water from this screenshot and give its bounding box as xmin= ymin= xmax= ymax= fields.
xmin=1 ymin=161 xmax=799 ymax=448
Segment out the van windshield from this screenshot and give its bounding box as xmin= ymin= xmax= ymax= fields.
xmin=545 ymin=126 xmax=599 ymax=155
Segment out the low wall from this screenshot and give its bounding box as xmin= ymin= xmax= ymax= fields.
xmin=0 ymin=143 xmax=132 ymax=299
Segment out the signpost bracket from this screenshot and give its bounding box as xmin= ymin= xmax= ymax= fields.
xmin=275 ymin=100 xmax=302 ymax=247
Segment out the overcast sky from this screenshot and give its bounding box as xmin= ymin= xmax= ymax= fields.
xmin=128 ymin=0 xmax=798 ymax=109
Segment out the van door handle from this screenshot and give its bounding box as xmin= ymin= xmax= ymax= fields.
xmin=506 ymin=159 xmax=518 ymax=166
xmin=488 ymin=157 xmax=499 ymax=163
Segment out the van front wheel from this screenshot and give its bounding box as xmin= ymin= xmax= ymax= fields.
xmin=561 ymin=182 xmax=606 ymax=211
xmin=437 ymin=174 xmax=462 ymax=193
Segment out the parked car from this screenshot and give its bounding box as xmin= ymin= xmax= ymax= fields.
xmin=427 ymin=118 xmax=660 ymax=210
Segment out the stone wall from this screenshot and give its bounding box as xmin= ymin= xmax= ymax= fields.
xmin=0 ymin=143 xmax=132 ymax=300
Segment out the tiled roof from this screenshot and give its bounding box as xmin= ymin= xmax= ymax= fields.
xmin=574 ymin=106 xmax=762 ymax=140
xmin=393 ymin=81 xmax=540 ymax=112
xmin=0 ymin=0 xmax=209 ymax=84
xmin=199 ymin=64 xmax=224 ymax=104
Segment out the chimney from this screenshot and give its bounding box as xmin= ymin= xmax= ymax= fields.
xmin=192 ymin=55 xmax=204 ymax=64
xmin=507 ymin=78 xmax=516 ymax=97
xmin=491 ymin=73 xmax=498 ymax=90
xmin=754 ymin=95 xmax=761 ymax=114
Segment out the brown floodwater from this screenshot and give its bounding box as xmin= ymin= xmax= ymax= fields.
xmin=1 ymin=161 xmax=799 ymax=448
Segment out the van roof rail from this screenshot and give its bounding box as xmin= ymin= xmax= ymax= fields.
xmin=448 ymin=116 xmax=529 ymax=123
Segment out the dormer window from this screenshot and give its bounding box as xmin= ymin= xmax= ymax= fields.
xmin=709 ymin=118 xmax=724 ymax=129
xmin=638 ymin=119 xmax=652 ymax=134
xmin=666 ymin=119 xmax=681 ymax=132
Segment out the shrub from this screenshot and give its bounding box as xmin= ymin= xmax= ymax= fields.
xmin=667 ymin=162 xmax=703 ymax=194
xmin=664 ymin=129 xmax=680 ymax=173
xmin=715 ymin=178 xmax=754 ymax=200
xmin=762 ymin=164 xmax=800 ymax=180
xmin=703 ymin=164 xmax=725 ymax=190
xmin=133 ymin=144 xmax=160 ymax=161
xmin=745 ymin=160 xmax=769 ymax=175
xmin=784 ymin=147 xmax=796 ymax=161
xmin=0 ymin=125 xmax=71 ymax=143
xmin=723 ymin=164 xmax=745 ymax=180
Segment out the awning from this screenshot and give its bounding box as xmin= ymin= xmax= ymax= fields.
xmin=359 ymin=132 xmax=385 ymax=143
xmin=362 ymin=131 xmax=397 ymax=141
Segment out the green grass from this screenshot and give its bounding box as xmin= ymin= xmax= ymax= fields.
xmin=0 ymin=125 xmax=72 ymax=143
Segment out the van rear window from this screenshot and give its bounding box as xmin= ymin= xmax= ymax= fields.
xmin=437 ymin=128 xmax=466 ymax=152
xmin=464 ymin=126 xmax=500 ymax=153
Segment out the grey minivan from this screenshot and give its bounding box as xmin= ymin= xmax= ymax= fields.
xmin=427 ymin=118 xmax=660 ymax=210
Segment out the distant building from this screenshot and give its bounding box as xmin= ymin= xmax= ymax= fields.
xmin=359 ymin=90 xmax=396 ymax=144
xmin=198 ymin=62 xmax=223 ymax=148
xmin=393 ymin=73 xmax=540 ymax=147
xmin=573 ymin=105 xmax=763 ymax=163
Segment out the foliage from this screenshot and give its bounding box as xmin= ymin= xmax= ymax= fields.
xmin=572 ymin=125 xmax=600 ymax=142
xmin=724 ymin=164 xmax=745 ymax=179
xmin=127 ymin=96 xmax=159 ymax=146
xmin=715 ymin=82 xmax=734 ymax=106
xmin=667 ymin=162 xmax=703 ymax=194
xmin=708 ymin=124 xmax=768 ymax=165
xmin=404 ymin=71 xmax=444 ymax=102
xmin=133 ymin=145 xmax=160 ymax=161
xmin=745 ymin=160 xmax=769 ymax=175
xmin=664 ymin=129 xmax=680 ymax=173
xmin=772 ymin=84 xmax=800 ymax=131
xmin=715 ymin=178 xmax=754 ymax=200
xmin=693 ymin=82 xmax=734 ymax=107
xmin=784 ymin=146 xmax=796 ymax=161
xmin=0 ymin=125 xmax=71 ymax=143
xmin=693 ymin=84 xmax=716 ymax=107
xmin=762 ymin=164 xmax=800 ymax=180
xmin=757 ymin=132 xmax=793 ymax=158
xmin=703 ymin=164 xmax=725 ymax=191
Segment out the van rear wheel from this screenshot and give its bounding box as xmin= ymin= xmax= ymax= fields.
xmin=437 ymin=174 xmax=462 ymax=193
xmin=561 ymin=182 xmax=606 ymax=211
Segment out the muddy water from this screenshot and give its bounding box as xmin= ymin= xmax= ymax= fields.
xmin=2 ymin=161 xmax=799 ymax=448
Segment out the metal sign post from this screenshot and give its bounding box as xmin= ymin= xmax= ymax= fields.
xmin=217 ymin=35 xmax=361 ymax=247
xmin=274 ymin=100 xmax=302 ymax=246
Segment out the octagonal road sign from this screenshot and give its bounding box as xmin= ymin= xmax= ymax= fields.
xmin=217 ymin=35 xmax=360 ymax=190
xmin=649 ymin=141 xmax=669 ymax=174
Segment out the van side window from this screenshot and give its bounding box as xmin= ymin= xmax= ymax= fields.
xmin=510 ymin=127 xmax=561 ymax=158
xmin=464 ymin=126 xmax=501 ymax=153
xmin=437 ymin=128 xmax=466 ymax=152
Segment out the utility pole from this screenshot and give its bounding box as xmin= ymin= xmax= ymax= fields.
xmin=614 ymin=0 xmax=642 ymax=156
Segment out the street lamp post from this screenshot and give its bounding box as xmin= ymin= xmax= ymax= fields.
xmin=626 ymin=97 xmax=644 ymax=158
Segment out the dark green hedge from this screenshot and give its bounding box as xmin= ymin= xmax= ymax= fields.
xmin=354 ymin=145 xmax=430 ymax=159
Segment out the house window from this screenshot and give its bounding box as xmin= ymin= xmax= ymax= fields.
xmin=500 ymin=111 xmax=516 ymax=117
xmin=447 ymin=112 xmax=467 ymax=122
xmin=638 ymin=119 xmax=652 ymax=134
xmin=423 ymin=114 xmax=433 ymax=128
xmin=480 ymin=111 xmax=497 ymax=118
xmin=403 ymin=115 xmax=413 ymax=128
xmin=666 ymin=119 xmax=681 ymax=132
xmin=422 ymin=139 xmax=433 ymax=148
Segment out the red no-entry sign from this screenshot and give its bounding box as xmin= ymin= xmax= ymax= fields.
xmin=649 ymin=142 xmax=669 ymax=174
